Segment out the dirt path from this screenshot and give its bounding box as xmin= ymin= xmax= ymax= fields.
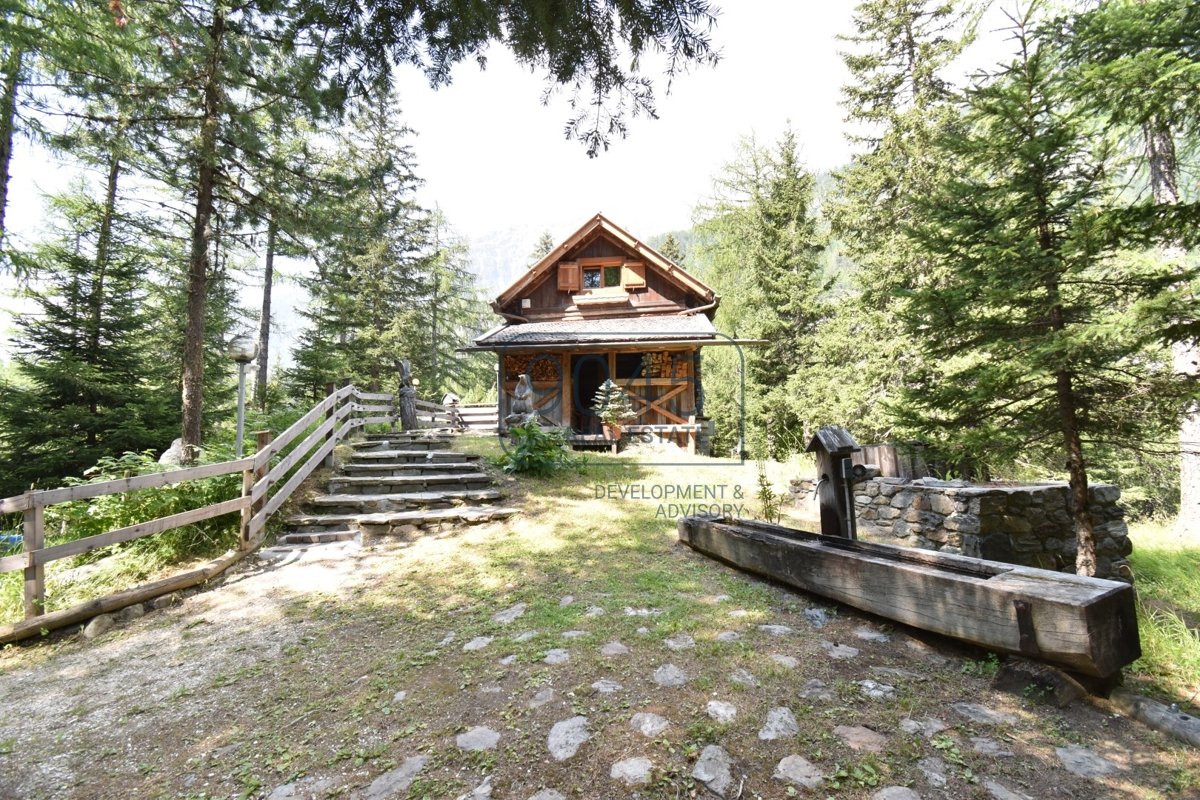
xmin=0 ymin=475 xmax=1196 ymax=800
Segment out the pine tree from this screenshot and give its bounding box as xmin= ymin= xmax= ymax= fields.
xmin=528 ymin=231 xmax=555 ymax=266
xmin=0 ymin=180 xmax=175 ymax=494
xmin=896 ymin=10 xmax=1185 ymax=575
xmin=658 ymin=233 xmax=684 ymax=265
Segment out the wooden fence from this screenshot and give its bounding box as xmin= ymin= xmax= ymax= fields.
xmin=414 ymin=398 xmax=463 ymax=429
xmin=0 ymin=383 xmax=425 ymax=643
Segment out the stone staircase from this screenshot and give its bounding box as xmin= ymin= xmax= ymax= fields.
xmin=262 ymin=430 xmax=518 ymax=556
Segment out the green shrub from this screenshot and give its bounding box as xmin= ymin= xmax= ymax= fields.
xmin=496 ymin=422 xmax=575 ymax=477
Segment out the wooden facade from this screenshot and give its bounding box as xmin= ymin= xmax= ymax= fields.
xmin=471 ymin=215 xmax=721 ymax=451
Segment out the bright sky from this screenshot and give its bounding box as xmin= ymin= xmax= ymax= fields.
xmin=393 ymin=2 xmax=857 ymax=244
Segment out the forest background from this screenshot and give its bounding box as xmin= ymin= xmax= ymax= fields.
xmin=0 ymin=0 xmax=1196 ymax=577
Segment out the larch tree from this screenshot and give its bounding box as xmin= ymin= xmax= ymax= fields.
xmin=897 ymin=8 xmax=1185 ymax=575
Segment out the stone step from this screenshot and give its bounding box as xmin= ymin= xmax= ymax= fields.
xmin=340 ymin=462 xmax=480 ymax=477
xmin=327 ymin=473 xmax=493 ymax=493
xmin=306 ymin=489 xmax=504 ymax=516
xmin=352 ymin=437 xmax=454 ymax=451
xmin=351 ymin=449 xmax=480 ymax=464
xmin=278 ymin=529 xmax=358 ymax=545
xmin=256 ymin=540 xmax=360 ymax=561
xmin=284 ymin=505 xmax=519 ymax=534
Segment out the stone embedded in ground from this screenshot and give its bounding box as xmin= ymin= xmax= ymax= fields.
xmin=900 ymin=717 xmax=947 ymax=738
xmin=624 ymin=607 xmax=662 ymax=617
xmin=758 ymin=624 xmax=794 ymax=635
xmin=636 ymin=626 xmax=651 ymax=635
xmin=456 ymin=776 xmax=493 ymax=800
xmin=364 ymin=756 xmax=428 ymax=800
xmin=601 ymin=641 xmax=630 ymax=656
xmin=547 ymin=716 xmax=590 ymax=761
xmin=773 ymin=755 xmax=823 ymax=789
xmin=498 ymin=655 xmax=517 ymax=666
xmin=835 ymin=725 xmax=887 ymax=753
xmin=715 ymin=631 xmax=741 ymax=643
xmin=559 ymin=595 xmax=575 ymax=607
xmin=872 ymin=666 xmax=926 ymax=682
xmin=116 ymin=604 xmax=145 ymax=623
xmin=759 ymin=707 xmax=799 ymax=740
xmin=972 ymin=737 xmax=1014 ymax=757
xmin=561 ymin=630 xmax=587 ymax=639
xmin=798 ymin=678 xmax=834 ymax=701
xmin=391 ymin=690 xmax=408 ymax=704
xmin=653 ymin=663 xmax=689 ymax=687
xmin=821 ymin=641 xmax=860 ymax=660
xmin=706 ymin=700 xmax=738 ymax=724
xmin=804 ymin=607 xmax=830 ymax=628
xmin=463 ymin=636 xmax=493 ymax=652
xmin=478 ymin=685 xmax=502 ymax=695
xmin=664 ymin=633 xmax=695 ymax=651
xmin=585 ymin=605 xmax=606 ymax=617
xmin=854 ymin=626 xmax=891 ymax=643
xmin=711 ymin=594 xmax=732 ymax=603
xmin=631 ymin=712 xmax=670 ymax=737
xmin=527 ymin=792 xmax=566 ymax=800
xmin=266 ymin=776 xmax=334 ymax=799
xmin=952 ymin=702 xmax=1019 ymax=726
xmin=512 ymin=630 xmax=537 ymax=643
xmin=82 ymin=614 xmax=115 ymax=639
xmin=456 ymin=726 xmax=501 ymax=751
xmin=438 ymin=632 xmax=456 ymax=646
xmin=543 ymin=648 xmax=570 ymax=665
xmin=917 ymin=757 xmax=948 ymax=788
xmin=858 ymin=680 xmax=896 ymax=701
xmin=983 ymin=779 xmax=1034 ymax=800
xmin=770 ymin=654 xmax=799 ymax=669
xmin=529 ymin=688 xmax=555 ymax=708
xmin=730 ymin=668 xmax=759 ymax=687
xmin=610 ymin=757 xmax=653 ymax=786
xmin=591 ymin=679 xmax=623 ymax=694
xmin=728 ymin=609 xmax=750 ymax=618
xmin=492 ymin=602 xmax=527 ymax=624
xmin=872 ymin=788 xmax=920 ymax=800
xmin=1055 ymin=745 xmax=1120 ymax=778
xmin=692 ymin=745 xmax=733 ymax=797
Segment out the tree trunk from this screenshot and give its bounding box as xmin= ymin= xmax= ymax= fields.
xmin=1058 ymin=367 xmax=1097 ymax=576
xmin=255 ymin=215 xmax=276 ymax=410
xmin=86 ymin=154 xmax=121 ymax=446
xmin=1143 ymin=117 xmax=1199 ymax=532
xmin=180 ymin=9 xmax=226 ymax=463
xmin=0 ymin=47 xmax=24 ymax=242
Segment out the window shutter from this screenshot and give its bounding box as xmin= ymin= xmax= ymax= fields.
xmin=557 ymin=261 xmax=580 ymax=291
xmin=622 ymin=261 xmax=646 ymax=289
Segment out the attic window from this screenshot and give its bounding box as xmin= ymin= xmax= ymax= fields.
xmin=583 ymin=267 xmax=623 ymax=289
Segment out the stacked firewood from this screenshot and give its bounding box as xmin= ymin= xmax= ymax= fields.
xmin=504 ymin=354 xmax=559 ymax=381
xmin=641 ymin=352 xmax=689 ymax=378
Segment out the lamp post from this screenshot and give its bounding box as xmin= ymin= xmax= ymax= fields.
xmin=227 ymin=333 xmax=259 ymax=457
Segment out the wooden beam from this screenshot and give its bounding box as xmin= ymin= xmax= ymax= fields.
xmin=677 ymin=515 xmax=1140 ymax=678
xmin=22 ymin=504 xmax=44 ymax=618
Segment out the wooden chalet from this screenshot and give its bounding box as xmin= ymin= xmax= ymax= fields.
xmin=467 ymin=214 xmax=726 ymax=452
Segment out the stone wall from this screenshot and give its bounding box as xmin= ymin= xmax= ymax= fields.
xmin=789 ymin=476 xmax=1132 ymax=579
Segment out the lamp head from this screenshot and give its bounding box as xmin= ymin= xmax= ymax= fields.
xmin=227 ymin=333 xmax=259 ymax=365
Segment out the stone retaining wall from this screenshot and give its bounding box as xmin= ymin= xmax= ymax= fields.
xmin=789 ymin=477 xmax=1131 ymax=579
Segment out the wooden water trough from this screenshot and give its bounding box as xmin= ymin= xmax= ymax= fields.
xmin=677 ymin=515 xmax=1140 ymax=678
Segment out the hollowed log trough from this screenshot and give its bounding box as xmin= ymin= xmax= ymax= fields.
xmin=678 ymin=515 xmax=1139 ymax=678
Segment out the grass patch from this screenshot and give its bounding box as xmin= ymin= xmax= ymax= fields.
xmin=1126 ymin=519 xmax=1200 ymax=709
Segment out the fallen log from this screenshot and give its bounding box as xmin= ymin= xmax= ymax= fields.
xmin=677 ymin=515 xmax=1139 ymax=678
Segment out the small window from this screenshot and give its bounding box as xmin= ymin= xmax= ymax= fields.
xmin=603 ymin=266 xmax=621 ymax=287
xmin=583 ymin=269 xmax=602 ymax=289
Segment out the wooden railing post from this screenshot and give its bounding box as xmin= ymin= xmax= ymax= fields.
xmin=22 ymin=496 xmax=45 ymax=619
xmin=322 ymin=381 xmax=336 ymax=468
xmin=240 ymin=430 xmax=272 ymax=549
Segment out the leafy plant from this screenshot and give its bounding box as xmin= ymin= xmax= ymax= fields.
xmin=497 ymin=421 xmax=574 ymax=477
xmin=590 ymin=380 xmax=635 ymax=427
xmin=755 ymin=460 xmax=785 ymax=523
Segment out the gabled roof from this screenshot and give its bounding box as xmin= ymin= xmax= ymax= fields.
xmin=494 ymin=213 xmax=717 ymax=309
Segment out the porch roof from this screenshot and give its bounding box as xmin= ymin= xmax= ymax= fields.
xmin=469 ymin=314 xmax=718 ymax=350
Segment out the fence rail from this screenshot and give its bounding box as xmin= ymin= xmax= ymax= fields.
xmin=0 ymin=383 xmax=459 ymax=643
